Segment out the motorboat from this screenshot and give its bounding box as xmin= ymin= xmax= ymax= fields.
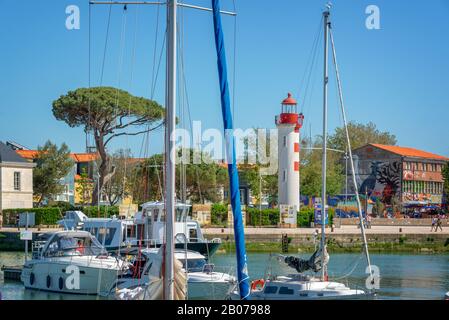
xmin=58 ymin=202 xmax=222 ymax=259
xmin=21 ymin=230 xmax=130 ymax=296
xmin=114 ymin=248 xmax=236 ymax=300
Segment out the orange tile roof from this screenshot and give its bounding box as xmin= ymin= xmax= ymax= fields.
xmin=16 ymin=150 xmax=39 ymax=159
xmin=72 ymin=153 xmax=99 ymax=162
xmin=15 ymin=150 xmax=99 ymax=163
xmin=370 ymin=144 xmax=449 ymax=161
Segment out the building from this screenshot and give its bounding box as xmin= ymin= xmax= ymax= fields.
xmin=348 ymin=144 xmax=449 ymax=208
xmin=0 ymin=142 xmax=35 ymax=210
xmin=15 ymin=146 xmax=138 ymax=206
xmin=15 ymin=149 xmax=98 ymax=206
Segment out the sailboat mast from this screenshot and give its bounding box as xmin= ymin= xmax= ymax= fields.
xmin=320 ymin=8 xmax=330 ymax=282
xmin=164 ymin=0 xmax=177 ymax=300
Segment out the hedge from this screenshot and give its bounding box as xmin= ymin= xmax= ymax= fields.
xmin=247 ymin=208 xmax=280 ymax=226
xmin=2 ymin=208 xmax=63 ymax=226
xmin=1 ymin=205 xmax=121 ymax=226
xmin=244 ymin=206 xmax=335 ymax=227
xmin=74 ymin=206 xmax=119 ymax=218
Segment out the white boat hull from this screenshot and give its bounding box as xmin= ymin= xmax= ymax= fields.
xmin=21 ymin=257 xmax=125 ymax=296
xmin=115 ymin=273 xmax=235 ymax=300
xmin=229 ymin=280 xmax=367 ymax=300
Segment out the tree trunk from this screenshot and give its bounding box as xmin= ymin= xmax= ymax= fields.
xmin=92 ymin=132 xmax=109 ymax=206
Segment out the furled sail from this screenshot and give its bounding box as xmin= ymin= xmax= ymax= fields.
xmin=211 ymin=0 xmax=250 ymax=300
xmin=284 ymin=245 xmax=329 ymax=274
xmin=115 ymin=247 xmax=187 ymax=300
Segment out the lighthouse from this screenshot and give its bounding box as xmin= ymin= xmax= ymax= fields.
xmin=276 ymin=93 xmax=304 ymax=214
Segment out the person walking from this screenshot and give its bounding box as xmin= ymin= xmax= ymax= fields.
xmin=436 ymin=215 xmax=443 ymax=232
xmin=430 ymin=216 xmax=437 ymax=232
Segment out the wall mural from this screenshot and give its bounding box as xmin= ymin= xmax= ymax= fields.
xmin=355 ymin=159 xmax=401 ymax=205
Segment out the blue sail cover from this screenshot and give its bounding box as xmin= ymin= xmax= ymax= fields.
xmin=211 ymin=0 xmax=250 ymax=300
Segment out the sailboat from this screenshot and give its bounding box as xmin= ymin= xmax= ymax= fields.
xmin=230 ymin=4 xmax=375 ymax=300
xmin=90 ymin=0 xmax=250 ymax=300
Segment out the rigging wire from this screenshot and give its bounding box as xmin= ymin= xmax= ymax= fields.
xmin=299 ymin=16 xmax=323 ymax=134
xmin=100 ymin=4 xmax=113 ymax=85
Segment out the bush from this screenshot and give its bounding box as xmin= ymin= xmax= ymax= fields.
xmin=48 ymin=201 xmax=75 ymax=212
xmin=297 ymin=207 xmax=315 ymax=227
xmin=211 ymin=203 xmax=228 ymax=226
xmin=74 ymin=206 xmax=119 ymax=218
xmin=247 ymin=208 xmax=279 ymax=226
xmin=297 ymin=206 xmax=335 ymax=227
xmin=2 ymin=207 xmax=63 ymax=225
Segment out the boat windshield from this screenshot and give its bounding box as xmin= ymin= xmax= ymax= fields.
xmin=43 ymin=233 xmax=107 ymax=257
xmin=182 ymin=258 xmax=206 ymax=272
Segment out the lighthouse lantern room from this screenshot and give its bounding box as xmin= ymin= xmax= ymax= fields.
xmin=276 ymin=93 xmax=304 ymax=218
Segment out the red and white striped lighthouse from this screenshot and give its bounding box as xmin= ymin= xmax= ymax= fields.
xmin=276 ymin=93 xmax=304 ymax=211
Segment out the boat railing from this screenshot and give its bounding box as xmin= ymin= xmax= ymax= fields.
xmin=31 ymin=241 xmax=47 ymax=259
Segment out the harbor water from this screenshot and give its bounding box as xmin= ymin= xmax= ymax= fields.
xmin=0 ymin=251 xmax=448 ymax=300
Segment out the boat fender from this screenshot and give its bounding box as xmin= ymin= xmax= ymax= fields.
xmin=46 ymin=275 xmax=51 ymax=288
xmin=59 ymin=277 xmax=64 ymax=290
xmin=251 ymin=279 xmax=265 ymax=291
xmin=30 ymin=272 xmax=35 ymax=286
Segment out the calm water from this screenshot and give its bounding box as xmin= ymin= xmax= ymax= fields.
xmin=1 ymin=251 xmax=448 ymax=300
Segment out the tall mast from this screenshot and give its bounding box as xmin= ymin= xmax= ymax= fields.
xmin=320 ymin=7 xmax=330 ymax=282
xmin=164 ymin=0 xmax=177 ymax=300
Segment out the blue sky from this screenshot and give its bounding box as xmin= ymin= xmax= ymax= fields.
xmin=0 ymin=0 xmax=448 ymax=158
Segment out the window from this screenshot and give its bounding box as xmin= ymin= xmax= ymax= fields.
xmin=13 ymin=172 xmax=21 ymax=191
xmin=283 ymin=170 xmax=287 ymax=183
xmin=283 ymin=136 xmax=287 ymax=147
xmin=264 ymin=286 xmax=278 ymax=294
xmin=279 ymin=287 xmax=294 ymax=295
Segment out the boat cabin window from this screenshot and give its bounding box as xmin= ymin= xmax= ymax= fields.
xmin=264 ymin=286 xmax=278 ymax=294
xmin=96 ymin=227 xmax=116 ymax=246
xmin=43 ymin=234 xmax=106 ymax=257
xmin=176 ymin=207 xmax=186 ymax=222
xmin=189 ymin=228 xmax=198 ymax=242
xmin=279 ymin=287 xmax=294 ymax=295
xmin=182 ymin=258 xmax=206 ymax=272
xmin=126 ymin=225 xmax=135 ymax=239
xmin=136 ymin=224 xmax=145 ymax=241
xmin=147 ymin=208 xmax=164 ymax=222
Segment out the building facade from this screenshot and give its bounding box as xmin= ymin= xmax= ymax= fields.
xmin=15 ymin=149 xmax=98 ymax=206
xmin=348 ymin=144 xmax=448 ymax=207
xmin=0 ymin=142 xmax=35 ymax=210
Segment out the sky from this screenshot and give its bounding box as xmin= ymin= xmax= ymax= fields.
xmin=0 ymin=0 xmax=448 ymax=158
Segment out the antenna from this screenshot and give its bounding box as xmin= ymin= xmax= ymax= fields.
xmin=325 ymin=2 xmax=332 ymax=10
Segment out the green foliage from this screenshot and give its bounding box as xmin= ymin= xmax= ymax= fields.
xmin=132 ymin=150 xmax=228 ymax=204
xmin=297 ymin=207 xmax=315 ymax=227
xmin=33 ymin=141 xmax=74 ymax=205
xmin=300 ymin=147 xmax=344 ymax=197
xmin=2 ymin=208 xmax=63 ymax=225
xmin=47 ymin=201 xmax=75 ymax=212
xmin=74 ymin=206 xmax=119 ymax=218
xmin=52 ymin=87 xmax=165 ymax=205
xmin=211 ymin=203 xmax=228 ymax=226
xmin=246 ymin=208 xmax=279 ymax=226
xmin=52 ymin=87 xmax=164 ymax=129
xmin=328 ymin=121 xmax=397 ymax=151
xmin=103 ymin=149 xmax=135 ymax=206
